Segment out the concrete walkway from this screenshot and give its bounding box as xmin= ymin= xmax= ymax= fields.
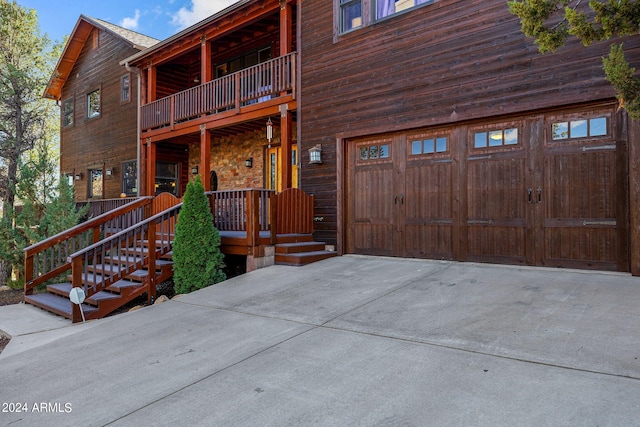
xmin=1 ymin=255 xmax=639 ymax=426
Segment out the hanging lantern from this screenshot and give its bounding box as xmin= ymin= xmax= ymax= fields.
xmin=309 ymin=144 xmax=322 ymax=164
xmin=266 ymin=118 xmax=273 ymax=148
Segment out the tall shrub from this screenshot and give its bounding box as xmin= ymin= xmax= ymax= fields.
xmin=172 ymin=177 xmax=225 ymax=294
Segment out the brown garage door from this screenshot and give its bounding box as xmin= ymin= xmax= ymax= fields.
xmin=346 ymin=106 xmax=627 ymax=271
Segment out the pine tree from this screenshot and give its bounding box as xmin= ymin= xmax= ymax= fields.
xmin=172 ymin=177 xmax=225 ymax=294
xmin=508 ymin=0 xmax=640 ymax=118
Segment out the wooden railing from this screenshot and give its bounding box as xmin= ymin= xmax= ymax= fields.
xmin=68 ymin=203 xmax=180 ymax=322
xmin=141 ymin=52 xmax=297 ymax=130
xmin=76 ymin=197 xmax=141 ymax=219
xmin=209 ymin=189 xmax=276 ymax=247
xmin=23 ymin=197 xmax=153 ymax=294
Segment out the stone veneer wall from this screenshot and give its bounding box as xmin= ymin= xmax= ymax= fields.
xmin=188 ymin=129 xmax=284 ymax=190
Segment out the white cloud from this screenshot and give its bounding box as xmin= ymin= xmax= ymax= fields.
xmin=120 ymin=9 xmax=141 ymax=30
xmin=170 ymin=0 xmax=236 ymax=30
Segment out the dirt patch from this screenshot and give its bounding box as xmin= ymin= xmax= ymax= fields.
xmin=0 ymin=287 xmax=23 ymax=306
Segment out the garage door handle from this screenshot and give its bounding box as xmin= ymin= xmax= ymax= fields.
xmin=400 ymin=194 xmax=404 ymax=205
xmin=537 ymin=188 xmax=542 ymax=203
xmin=527 ymin=188 xmax=533 ymax=204
xmin=394 ymin=194 xmax=398 ymax=204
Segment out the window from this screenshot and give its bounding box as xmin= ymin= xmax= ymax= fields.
xmin=338 ymin=0 xmax=434 ymax=34
xmin=122 ymin=160 xmax=137 ymax=196
xmin=376 ymin=0 xmax=434 ymax=20
xmin=551 ymin=117 xmax=607 ymax=140
xmin=359 ymin=143 xmax=390 ymax=161
xmin=155 ymin=162 xmax=178 ymax=196
xmin=87 ymin=89 xmax=100 ymax=118
xmin=121 ymin=74 xmax=131 ymax=102
xmin=474 ymin=128 xmax=518 ymax=149
xmin=62 ymin=98 xmax=74 ymax=127
xmin=411 ymin=136 xmax=447 ymax=155
xmin=215 ymin=47 xmax=272 ymax=78
xmin=340 ymin=0 xmax=362 ymax=32
xmin=88 ymin=169 xmax=103 ymax=199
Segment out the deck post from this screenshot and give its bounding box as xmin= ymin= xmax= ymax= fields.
xmin=280 ymin=105 xmax=293 ymax=189
xmin=200 ymin=125 xmax=211 ymax=191
xmin=71 ymin=256 xmax=83 ymax=323
xmin=246 ymin=190 xmax=260 ymax=248
xmin=24 ymin=254 xmax=34 ymax=296
xmin=146 ymin=220 xmax=157 ymax=304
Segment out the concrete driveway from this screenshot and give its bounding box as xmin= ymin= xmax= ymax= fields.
xmin=1 ymin=255 xmax=639 ymax=426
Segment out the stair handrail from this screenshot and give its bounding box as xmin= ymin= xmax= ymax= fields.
xmin=67 ymin=202 xmax=181 ymax=323
xmin=24 ymin=196 xmax=154 ymax=295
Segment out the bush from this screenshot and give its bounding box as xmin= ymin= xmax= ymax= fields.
xmin=172 ymin=177 xmax=225 ymax=294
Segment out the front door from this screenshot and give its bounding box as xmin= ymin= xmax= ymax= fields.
xmin=266 ymin=144 xmax=298 ymax=191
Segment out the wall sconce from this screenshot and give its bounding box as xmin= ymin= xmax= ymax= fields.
xmin=105 ymin=168 xmax=113 ymax=176
xmin=191 ymin=165 xmax=199 ymax=174
xmin=309 ymin=144 xmax=322 ymax=164
xmin=74 ymin=172 xmax=83 ymax=180
xmin=245 ymin=157 xmax=253 ymax=168
xmin=266 ymin=118 xmax=273 ymax=148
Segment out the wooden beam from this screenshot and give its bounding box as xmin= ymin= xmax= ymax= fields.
xmin=146 ymin=138 xmax=156 ymax=197
xmin=280 ymin=0 xmax=292 ymax=55
xmin=280 ymin=104 xmax=293 ymax=189
xmin=200 ymin=125 xmax=211 ymax=191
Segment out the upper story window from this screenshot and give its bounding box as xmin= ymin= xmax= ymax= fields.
xmin=87 ymin=89 xmax=101 ymax=119
xmin=62 ymin=97 xmax=74 ymax=127
xmin=121 ymin=74 xmax=131 ymax=103
xmin=338 ymin=0 xmax=434 ymax=34
xmin=215 ymin=46 xmax=272 ymax=78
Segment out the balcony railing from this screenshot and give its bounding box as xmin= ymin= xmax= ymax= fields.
xmin=142 ymin=52 xmax=296 ymax=131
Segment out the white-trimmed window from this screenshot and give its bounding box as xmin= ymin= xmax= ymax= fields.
xmin=121 ymin=74 xmax=131 ymax=103
xmin=87 ymin=89 xmax=101 ymax=118
xmin=62 ymin=97 xmax=74 ymax=127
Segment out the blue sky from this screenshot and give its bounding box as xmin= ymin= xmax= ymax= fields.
xmin=18 ymin=0 xmax=237 ymax=43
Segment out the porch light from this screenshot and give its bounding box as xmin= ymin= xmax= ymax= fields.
xmin=74 ymin=173 xmax=83 ymax=180
xmin=105 ymin=168 xmax=113 ymax=176
xmin=245 ymin=157 xmax=253 ymax=168
xmin=266 ymin=118 xmax=273 ymax=148
xmin=191 ymin=165 xmax=199 ymax=174
xmin=309 ymin=144 xmax=322 ymax=165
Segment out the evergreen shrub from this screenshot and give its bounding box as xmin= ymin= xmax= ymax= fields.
xmin=172 ymin=177 xmax=225 ymax=294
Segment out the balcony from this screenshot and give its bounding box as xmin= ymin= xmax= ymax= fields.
xmin=141 ymin=52 xmax=296 ymax=132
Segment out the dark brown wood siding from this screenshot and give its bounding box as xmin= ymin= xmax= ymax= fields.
xmin=299 ymin=0 xmax=640 ymax=249
xmin=60 ymin=28 xmax=141 ymax=201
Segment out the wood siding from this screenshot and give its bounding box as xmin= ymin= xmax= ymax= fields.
xmin=60 ymin=28 xmax=141 ymax=201
xmin=300 ymin=0 xmax=640 ymax=253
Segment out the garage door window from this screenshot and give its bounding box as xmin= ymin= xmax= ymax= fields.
xmin=359 ymin=143 xmax=390 ymax=161
xmin=411 ymin=136 xmax=447 ymax=155
xmin=474 ymin=128 xmax=518 ymax=148
xmin=551 ymin=117 xmax=607 ymax=140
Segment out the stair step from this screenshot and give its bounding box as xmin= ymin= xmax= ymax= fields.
xmin=86 ymin=290 xmax=122 ymax=304
xmin=25 ymin=292 xmax=98 ymax=320
xmin=47 ymin=282 xmax=73 ymax=297
xmin=275 ymin=250 xmax=337 ymax=266
xmin=276 ymin=241 xmax=326 ymax=254
xmin=106 ymin=279 xmax=146 ymax=293
xmin=100 ymin=257 xmax=173 ymax=270
xmin=275 ymin=234 xmax=314 ymax=244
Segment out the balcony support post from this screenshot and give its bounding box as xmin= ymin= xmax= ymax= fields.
xmin=280 ymin=104 xmax=293 ymax=190
xmin=200 ymin=124 xmax=211 ymax=191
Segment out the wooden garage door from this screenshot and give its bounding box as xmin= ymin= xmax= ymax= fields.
xmin=346 ymin=106 xmax=627 ymax=271
xmin=540 ymin=110 xmax=625 ymax=270
xmin=347 ymin=132 xmax=454 ymax=258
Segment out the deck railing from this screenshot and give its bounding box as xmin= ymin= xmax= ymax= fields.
xmin=209 ymin=189 xmax=276 ymax=247
xmin=23 ymin=197 xmax=153 ymax=294
xmin=76 ymin=197 xmax=141 ymax=219
xmin=142 ymin=52 xmax=297 ymax=130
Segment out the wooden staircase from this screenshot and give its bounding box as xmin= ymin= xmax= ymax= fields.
xmin=23 ymin=189 xmax=335 ymax=322
xmin=24 ymin=242 xmax=174 ymax=321
xmin=275 ymin=234 xmax=336 ymax=266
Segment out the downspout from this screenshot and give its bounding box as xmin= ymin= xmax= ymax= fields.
xmin=124 ymin=61 xmax=142 ymax=198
